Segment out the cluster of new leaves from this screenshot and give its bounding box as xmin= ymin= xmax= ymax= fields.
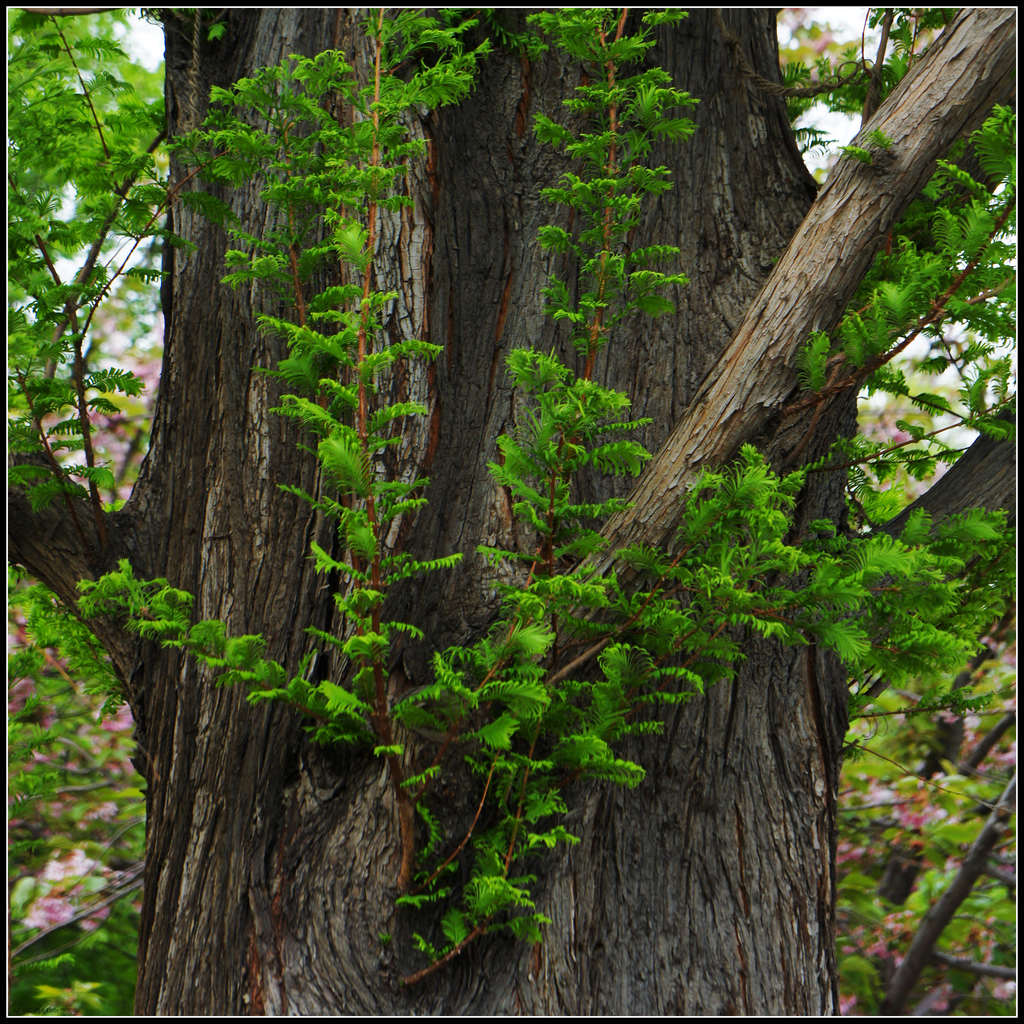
xmin=797 ymin=105 xmax=1015 ymax=525
xmin=7 ymin=10 xmax=168 ymax=524
xmin=482 ymin=349 xmax=653 ymax=569
xmin=529 ymin=9 xmax=695 ymax=373
xmin=620 ymin=448 xmax=1012 ymax=701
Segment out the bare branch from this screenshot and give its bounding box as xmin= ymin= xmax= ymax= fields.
xmin=930 ymin=950 xmax=1016 ymax=981
xmin=861 ymin=9 xmax=894 ymax=122
xmin=962 ymin=710 xmax=1017 ymax=775
xmin=879 ymin=774 xmax=1016 ymax=1014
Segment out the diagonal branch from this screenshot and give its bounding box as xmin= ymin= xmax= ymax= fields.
xmin=879 ymin=773 xmax=1016 ymax=1014
xmin=591 ymin=7 xmax=1016 ymax=575
xmin=882 ymin=409 xmax=1016 ymax=535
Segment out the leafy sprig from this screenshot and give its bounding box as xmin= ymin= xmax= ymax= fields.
xmin=794 ymin=105 xmax=1015 ymax=499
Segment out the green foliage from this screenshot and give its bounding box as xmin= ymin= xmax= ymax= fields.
xmin=776 ymin=32 xmax=1017 ymax=1008
xmin=7 ymin=11 xmax=164 ymax=1013
xmin=838 ymin=635 xmax=1016 ymax=1015
xmin=9 ymin=570 xmax=144 ymax=1017
xmin=165 ymin=13 xmax=491 ymax=774
xmin=798 ymin=105 xmax=1015 ymax=525
xmin=529 ymin=9 xmax=695 ymax=370
xmin=8 ymin=8 xmax=169 ymax=520
xmin=486 ymin=348 xmax=651 ymax=562
xmin=109 ymin=8 xmax=1013 ymax=979
xmin=9 ymin=6 xmax=1016 ymax=1006
xmin=839 ymin=143 xmax=877 ymax=165
xmin=779 ymin=9 xmax=956 ymax=166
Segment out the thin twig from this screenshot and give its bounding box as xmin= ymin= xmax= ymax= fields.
xmin=53 ymin=18 xmax=109 ymax=158
xmin=930 ymin=950 xmax=1016 ymax=980
xmin=861 ymin=9 xmax=894 ymax=123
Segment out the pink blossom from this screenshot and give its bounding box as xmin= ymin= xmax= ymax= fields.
xmin=101 ymin=702 xmax=135 ymax=732
xmin=893 ymin=806 xmax=928 ymax=829
xmin=7 ymin=677 xmax=36 ymax=713
xmin=24 ymin=895 xmax=75 ymax=929
xmin=991 ymin=740 xmax=1015 ymax=768
xmin=83 ymin=801 xmax=119 ymax=822
xmin=925 ymin=984 xmax=953 ymax=1013
xmin=80 ymin=905 xmax=112 ymax=931
xmin=41 ymin=849 xmax=99 ymax=883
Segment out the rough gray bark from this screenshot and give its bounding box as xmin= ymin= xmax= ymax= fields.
xmin=6 ymin=7 xmax=1016 ymax=1016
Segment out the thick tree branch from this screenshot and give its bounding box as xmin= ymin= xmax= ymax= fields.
xmin=879 ymin=773 xmax=1016 ymax=1014
xmin=592 ymin=7 xmax=1016 ymax=572
xmin=8 ymin=480 xmax=102 ymax=607
xmin=8 ymin=480 xmax=141 ymax=683
xmin=883 ymin=416 xmax=1017 ymax=535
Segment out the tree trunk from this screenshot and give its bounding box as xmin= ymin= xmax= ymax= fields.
xmin=6 ymin=7 xmax=1016 ymax=1015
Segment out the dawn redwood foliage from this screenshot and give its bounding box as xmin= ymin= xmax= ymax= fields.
xmin=7 ymin=8 xmax=1016 ymax=1015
